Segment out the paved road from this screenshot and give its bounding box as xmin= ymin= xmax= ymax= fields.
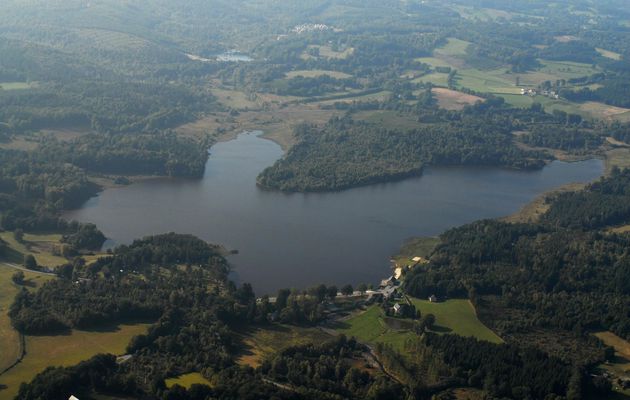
xmin=0 ymin=262 xmax=57 ymax=277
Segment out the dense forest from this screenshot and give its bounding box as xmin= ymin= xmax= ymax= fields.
xmin=257 ymin=99 xmax=603 ymax=192
xmin=403 ymin=169 xmax=630 ymax=366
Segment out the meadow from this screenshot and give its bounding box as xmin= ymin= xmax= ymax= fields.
xmin=0 ymin=265 xmax=52 ymax=374
xmin=236 ymin=324 xmax=331 ymax=368
xmin=594 ymin=332 xmax=630 ymax=396
xmin=409 ymin=299 xmax=503 ymax=343
xmin=165 ymin=373 xmax=212 ymax=389
xmin=0 ymin=82 xmax=36 ymax=90
xmin=336 ymin=299 xmax=502 ymax=354
xmin=0 ymin=231 xmax=67 ymax=267
xmin=0 ymin=323 xmax=151 ymax=399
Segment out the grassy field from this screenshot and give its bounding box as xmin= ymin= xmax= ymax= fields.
xmin=336 ymin=305 xmax=412 ymax=352
xmin=412 ymin=72 xmax=450 ymax=86
xmin=0 ymin=323 xmax=151 ymax=398
xmin=409 ymin=299 xmax=503 ymax=343
xmin=0 ymin=265 xmax=53 ymax=374
xmin=451 ymin=5 xmax=515 ymax=21
xmin=396 ymin=236 xmax=440 ymax=261
xmin=596 ymin=48 xmax=622 ymax=61
xmin=286 ymin=69 xmax=352 ymax=79
xmin=594 ymin=332 xmax=630 ymax=396
xmin=0 ymin=231 xmax=67 ymax=267
xmin=434 ymin=38 xmax=470 ymax=57
xmin=454 ymin=68 xmax=520 ymax=94
xmin=76 ymin=28 xmax=150 ymax=51
xmin=316 ymin=45 xmax=354 ymax=59
xmin=211 ymin=87 xmax=261 ymax=110
xmin=337 ymin=299 xmax=501 ymax=353
xmin=236 ymin=324 xmax=331 ymax=368
xmin=607 ymin=148 xmax=630 ymax=173
xmin=433 ymin=88 xmax=483 ymax=110
xmin=0 ymin=82 xmax=36 ymax=90
xmin=415 ymin=57 xmax=453 ymax=69
xmin=315 ymin=90 xmax=392 ymax=106
xmin=502 ymin=182 xmax=588 ymax=224
xmin=165 ymin=372 xmax=212 ymax=389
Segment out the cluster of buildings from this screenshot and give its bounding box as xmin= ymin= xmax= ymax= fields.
xmin=291 ymin=23 xmax=332 ymax=34
xmin=520 ymin=87 xmax=560 ymax=99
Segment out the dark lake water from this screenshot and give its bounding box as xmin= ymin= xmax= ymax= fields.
xmin=64 ymin=132 xmax=604 ymax=295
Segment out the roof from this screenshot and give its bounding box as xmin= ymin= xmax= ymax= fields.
xmin=412 ymin=256 xmax=422 ymax=262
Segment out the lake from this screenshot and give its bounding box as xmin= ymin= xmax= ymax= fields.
xmin=64 ymin=132 xmax=604 ymax=295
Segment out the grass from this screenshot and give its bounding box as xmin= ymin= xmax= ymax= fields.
xmin=337 ymin=305 xmax=412 ymax=352
xmin=596 ymin=48 xmax=622 ymax=61
xmin=211 ymin=88 xmax=261 ymax=110
xmin=454 ymin=68 xmax=520 ymax=94
xmin=502 ymin=182 xmax=588 ymax=224
xmin=165 ymin=372 xmax=212 ymax=389
xmin=286 ymin=69 xmax=351 ymax=79
xmin=317 ymin=45 xmax=354 ymax=59
xmin=412 ymin=72 xmax=449 ymax=86
xmin=0 ymin=231 xmax=67 ymax=268
xmin=408 ymin=298 xmax=503 ymax=344
xmin=433 ymin=88 xmax=483 ymax=110
xmin=594 ymin=332 xmax=630 ymax=396
xmin=236 ymin=324 xmax=330 ymax=368
xmin=396 ymin=237 xmax=440 ymax=261
xmin=607 ymin=148 xmax=630 ymax=173
xmin=434 ymin=38 xmax=470 ymax=57
xmin=0 ymin=82 xmax=36 ymax=90
xmin=500 ymin=94 xmax=630 ymax=122
xmin=337 ymin=300 xmax=502 ymax=354
xmin=415 ymin=57 xmax=452 ymax=69
xmin=0 ymin=265 xmax=53 ymax=374
xmin=0 ymin=323 xmax=151 ymax=399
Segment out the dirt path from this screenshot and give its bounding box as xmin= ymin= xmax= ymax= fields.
xmin=0 ymin=263 xmax=57 ymax=277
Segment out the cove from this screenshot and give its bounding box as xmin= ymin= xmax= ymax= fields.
xmin=64 ymin=132 xmax=604 ymax=294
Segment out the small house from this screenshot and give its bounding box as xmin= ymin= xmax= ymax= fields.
xmin=428 ymin=294 xmax=438 ymax=303
xmin=69 ymin=396 xmax=80 ymax=400
xmin=392 ymin=303 xmax=402 ymax=315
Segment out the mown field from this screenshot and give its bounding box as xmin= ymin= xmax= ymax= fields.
xmin=409 ymin=299 xmax=503 ymax=343
xmin=0 ymin=323 xmax=151 ymax=399
xmin=336 ymin=299 xmax=502 ymax=354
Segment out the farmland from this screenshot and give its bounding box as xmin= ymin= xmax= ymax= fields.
xmin=0 ymin=265 xmax=52 ymax=374
xmin=433 ymin=88 xmax=483 ymax=110
xmin=408 ymin=299 xmax=503 ymax=344
xmin=0 ymin=323 xmax=151 ymax=399
xmin=336 ymin=298 xmax=501 ymax=354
